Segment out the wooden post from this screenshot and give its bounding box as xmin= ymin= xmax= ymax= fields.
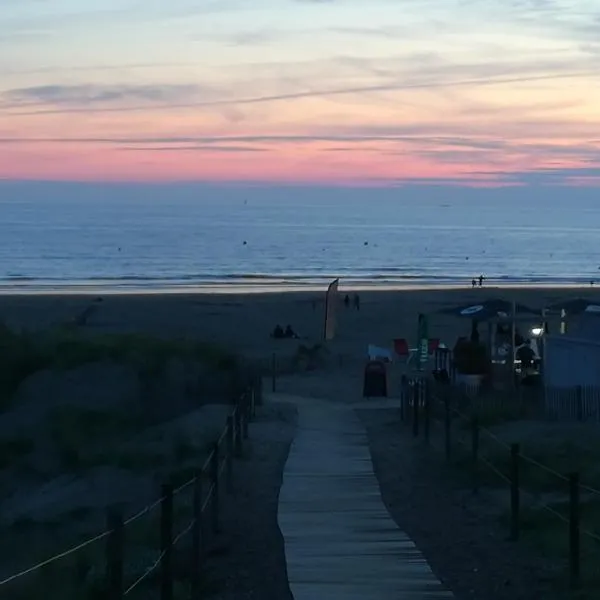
xmin=242 ymin=395 xmax=249 ymax=440
xmin=106 ymin=508 xmax=124 ymax=600
xmin=412 ymin=380 xmax=420 ymax=437
xmin=569 ymin=472 xmax=580 ymax=589
xmin=510 ymin=444 xmax=520 ymax=541
xmin=191 ymin=470 xmax=202 ymax=597
xmin=160 ymin=483 xmax=174 ymax=600
xmin=234 ymin=407 xmax=243 ymax=457
xmin=471 ymin=416 xmax=479 ymax=494
xmin=226 ymin=416 xmax=234 ymax=493
xmin=423 ymin=380 xmax=430 ymax=444
xmin=210 ymin=443 xmax=219 ymax=534
xmin=271 ymin=353 xmax=277 ymax=392
xmin=576 ymin=385 xmax=583 ymax=422
xmin=444 ymin=394 xmax=451 ymax=461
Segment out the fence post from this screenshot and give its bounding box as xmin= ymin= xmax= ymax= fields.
xmin=160 ymin=483 xmax=174 ymax=600
xmin=191 ymin=470 xmax=203 ymax=598
xmin=444 ymin=394 xmax=451 ymax=461
xmin=576 ymin=385 xmax=583 ymax=422
xmin=271 ymin=353 xmax=277 ymax=392
xmin=424 ymin=380 xmax=430 ymax=444
xmin=412 ymin=381 xmax=420 ymax=437
xmin=226 ymin=416 xmax=234 ymax=493
xmin=471 ymin=416 xmax=479 ymax=494
xmin=106 ymin=508 xmax=124 ymax=600
xmin=242 ymin=395 xmax=249 ymax=440
xmin=211 ymin=442 xmax=220 ymax=534
xmin=569 ymin=472 xmax=580 ymax=589
xmin=510 ymin=444 xmax=520 ymax=541
xmin=234 ymin=407 xmax=243 ymax=457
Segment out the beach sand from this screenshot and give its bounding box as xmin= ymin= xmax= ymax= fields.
xmin=2 ymin=285 xmax=599 ymax=598
xmin=1 ymin=285 xmax=597 ymax=367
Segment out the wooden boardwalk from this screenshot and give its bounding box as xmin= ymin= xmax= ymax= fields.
xmin=277 ymin=395 xmax=453 ymax=599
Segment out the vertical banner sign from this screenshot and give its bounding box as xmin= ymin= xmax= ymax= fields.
xmin=417 ymin=313 xmax=429 ymax=371
xmin=323 ymin=278 xmax=340 ymax=341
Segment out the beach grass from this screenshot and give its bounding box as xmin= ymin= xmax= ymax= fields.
xmin=0 ymin=321 xmax=238 ymax=409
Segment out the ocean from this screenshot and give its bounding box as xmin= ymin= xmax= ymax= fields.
xmin=1 ymin=189 xmax=599 ymax=291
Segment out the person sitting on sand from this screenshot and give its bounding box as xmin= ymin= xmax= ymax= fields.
xmin=272 ymin=324 xmax=284 ymax=339
xmin=284 ymin=324 xmax=299 ymax=339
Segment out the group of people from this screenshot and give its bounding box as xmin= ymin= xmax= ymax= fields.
xmin=343 ymin=293 xmax=361 ymax=310
xmin=271 ymin=324 xmax=299 ymax=339
xmin=471 ymin=275 xmax=486 ymax=288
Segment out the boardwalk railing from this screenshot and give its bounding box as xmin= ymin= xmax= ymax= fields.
xmin=400 ymin=377 xmax=600 ymax=591
xmin=0 ymin=377 xmax=263 ymax=599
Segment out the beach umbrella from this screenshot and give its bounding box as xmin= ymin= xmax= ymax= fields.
xmin=438 ymin=298 xmax=537 ymax=321
xmin=544 ymin=298 xmax=600 ymax=316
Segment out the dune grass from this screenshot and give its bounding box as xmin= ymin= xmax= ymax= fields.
xmin=0 ymin=322 xmax=238 ymax=409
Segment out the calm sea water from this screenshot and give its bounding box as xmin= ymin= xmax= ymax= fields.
xmin=1 ymin=191 xmax=599 ymax=289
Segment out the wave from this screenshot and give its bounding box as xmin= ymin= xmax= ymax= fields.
xmin=0 ymin=271 xmax=597 ymax=287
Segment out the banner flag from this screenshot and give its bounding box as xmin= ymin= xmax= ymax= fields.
xmin=323 ymin=278 xmax=340 ymax=340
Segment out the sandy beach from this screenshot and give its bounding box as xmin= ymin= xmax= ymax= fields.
xmin=2 ymin=284 xmax=600 ymax=598
xmin=1 ymin=285 xmax=597 ymax=366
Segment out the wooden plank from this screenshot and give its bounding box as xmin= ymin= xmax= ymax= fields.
xmin=278 ymin=396 xmax=453 ymax=599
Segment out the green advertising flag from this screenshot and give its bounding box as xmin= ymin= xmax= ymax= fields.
xmin=417 ymin=313 xmax=429 ymax=370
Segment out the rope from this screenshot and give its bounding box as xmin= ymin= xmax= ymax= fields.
xmin=173 ymin=475 xmax=197 ymax=496
xmin=478 ymin=426 xmax=512 ymax=451
xmin=124 ymin=496 xmax=164 ymax=526
xmin=0 ymin=392 xmax=246 ymax=588
xmin=478 ymin=454 xmax=512 ymax=485
xmin=431 ymin=393 xmax=600 ymax=497
xmin=123 ymin=550 xmax=166 ymax=595
xmin=124 ymin=518 xmax=196 ymax=595
xmin=518 ymin=453 xmax=569 ymax=482
xmin=0 ymin=530 xmax=111 ymax=587
xmin=578 ymin=481 xmax=600 ymax=499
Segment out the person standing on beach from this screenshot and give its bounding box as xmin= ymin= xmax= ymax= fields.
xmin=344 ymin=294 xmax=350 ymax=308
xmin=353 ymin=294 xmax=360 ymax=311
xmin=471 ymin=278 xmax=476 ymax=288
xmin=478 ymin=274 xmax=484 ymax=287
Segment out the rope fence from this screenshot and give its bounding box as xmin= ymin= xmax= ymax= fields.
xmin=400 ymin=376 xmax=600 ymax=591
xmin=0 ymin=377 xmax=262 ymax=599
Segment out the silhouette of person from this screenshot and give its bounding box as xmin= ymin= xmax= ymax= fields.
xmin=353 ymin=294 xmax=360 ymax=311
xmin=344 ymin=294 xmax=350 ymax=308
xmin=284 ymin=324 xmax=298 ymax=339
xmin=478 ymin=274 xmax=484 ymax=287
xmin=272 ymin=324 xmax=284 ymax=339
xmin=471 ymin=278 xmax=476 ymax=288
xmin=516 ymin=339 xmax=535 ymax=369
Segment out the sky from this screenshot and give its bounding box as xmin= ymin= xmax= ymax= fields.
xmin=1 ymin=0 xmax=600 ymax=187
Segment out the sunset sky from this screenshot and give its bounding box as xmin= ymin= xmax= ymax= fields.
xmin=1 ymin=0 xmax=600 ymax=186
